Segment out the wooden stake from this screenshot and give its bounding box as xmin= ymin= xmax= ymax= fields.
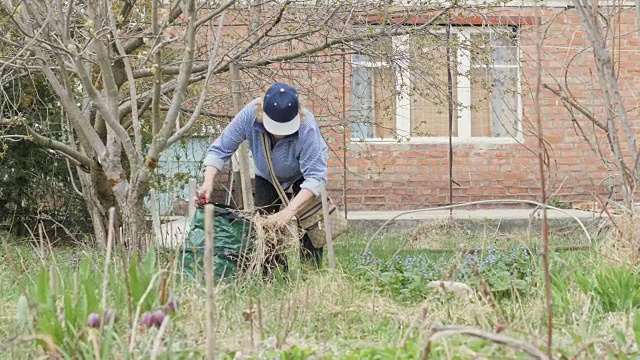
xmin=149 ymin=188 xmax=162 ymax=246
xmin=204 ymin=203 xmax=216 ymax=359
xmin=320 ymin=187 xmax=335 ymax=269
xmin=38 ymin=222 xmax=45 ymax=257
xmin=188 ymin=178 xmax=197 ymax=222
xmin=229 ymin=62 xmax=254 ymax=211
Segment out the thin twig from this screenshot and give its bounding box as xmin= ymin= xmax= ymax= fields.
xmin=128 ymin=270 xmax=169 ymax=354
xmin=446 ymin=22 xmax=454 ymax=218
xmin=117 ymin=226 xmax=133 ymax=328
xmin=422 ymin=326 xmax=549 ymax=360
xmin=542 ymin=84 xmax=607 ymax=131
xmin=100 ymin=207 xmax=115 ymax=331
xmin=570 ymin=338 xmax=617 ymax=360
xmin=150 ymin=316 xmax=171 ymax=360
xmin=534 ymin=3 xmax=553 ymax=357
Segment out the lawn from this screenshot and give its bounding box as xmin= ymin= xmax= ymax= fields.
xmin=1 ymin=221 xmax=639 ymax=359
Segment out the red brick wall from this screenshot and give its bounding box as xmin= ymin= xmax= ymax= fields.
xmin=183 ymin=6 xmax=640 ymax=211
xmin=324 ymin=7 xmax=640 ymax=211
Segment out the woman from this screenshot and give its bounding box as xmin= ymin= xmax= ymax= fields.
xmin=194 ymin=82 xmax=328 ymax=269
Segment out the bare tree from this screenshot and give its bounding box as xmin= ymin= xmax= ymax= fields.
xmin=542 ymin=2 xmax=639 ymax=211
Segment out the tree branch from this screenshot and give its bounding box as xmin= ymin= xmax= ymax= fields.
xmin=195 ymin=0 xmax=237 ymax=29
xmin=34 ymin=52 xmax=106 ymax=162
xmin=119 ymin=5 xmax=452 ymax=147
xmin=72 ymin=51 xmax=139 ymax=167
xmin=24 ymin=125 xmax=92 ymax=171
xmin=122 ymin=3 xmax=183 ymax=55
xmin=151 ymin=0 xmax=162 ymax=137
xmin=167 ymin=5 xmax=228 ymax=147
xmin=118 ymin=73 xmax=206 ymax=124
xmin=119 ymin=0 xmax=134 ymax=23
xmin=542 ymin=83 xmax=607 ymax=131
xmin=141 ymin=0 xmax=199 ymax=184
xmin=221 ymin=0 xmax=288 ymax=64
xmin=161 ymin=107 xmax=233 ymax=120
xmin=89 ymin=22 xmax=120 ymax=124
xmin=572 ymin=0 xmax=637 ymax=200
xmin=130 ymin=5 xmax=452 ymax=80
xmin=107 ymin=0 xmax=143 ymax=158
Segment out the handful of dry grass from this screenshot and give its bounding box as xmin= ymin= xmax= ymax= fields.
xmin=241 ymin=213 xmax=301 ymax=277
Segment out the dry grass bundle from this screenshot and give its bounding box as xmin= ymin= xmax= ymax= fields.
xmin=243 ymin=214 xmax=301 ymax=277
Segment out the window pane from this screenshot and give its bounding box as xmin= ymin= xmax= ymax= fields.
xmin=349 ymin=37 xmax=396 ymax=139
xmin=373 ymin=67 xmax=397 ymax=138
xmin=350 ymin=65 xmax=374 ymax=139
xmin=470 ymin=30 xmax=518 ymax=67
xmin=407 ymin=35 xmax=457 ymax=137
xmin=491 ymin=67 xmax=519 ymax=137
xmin=491 ymin=32 xmax=518 ymax=66
xmin=470 ymin=67 xmax=491 ymax=137
xmin=470 ymin=67 xmax=519 ymax=137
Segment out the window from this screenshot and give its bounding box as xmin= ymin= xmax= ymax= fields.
xmin=349 ymin=26 xmax=522 ymax=143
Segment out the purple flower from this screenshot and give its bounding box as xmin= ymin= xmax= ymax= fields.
xmin=140 ymin=311 xmax=155 ymax=328
xmin=87 ymin=313 xmax=100 ymax=328
xmin=165 ymin=299 xmax=178 ymax=314
xmin=153 ymin=310 xmax=166 ymax=328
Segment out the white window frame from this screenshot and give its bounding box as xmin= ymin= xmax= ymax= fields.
xmin=350 ymin=25 xmax=524 ymax=145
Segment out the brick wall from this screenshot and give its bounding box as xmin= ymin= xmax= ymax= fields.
xmin=182 ymin=5 xmax=640 ymax=211
xmin=325 ymin=7 xmax=640 ymax=211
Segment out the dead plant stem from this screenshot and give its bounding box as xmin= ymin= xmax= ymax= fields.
xmin=128 ymin=270 xmax=169 ymax=354
xmin=204 ymin=203 xmax=216 ymax=359
xmin=534 ymin=8 xmax=553 ymax=357
xmin=100 ymin=207 xmax=116 ymax=332
xmin=422 ymin=326 xmax=549 ymax=360
xmin=117 ymin=226 xmax=133 ymax=327
xmin=447 ymin=22 xmax=454 ymax=218
xmin=150 ymin=316 xmax=171 ymax=360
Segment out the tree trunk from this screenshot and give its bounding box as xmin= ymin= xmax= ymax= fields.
xmin=77 ymin=169 xmax=108 ymax=246
xmin=107 ymin=169 xmax=151 ymax=254
xmin=118 ymin=196 xmax=150 ymax=254
xmin=77 ymin=159 xmax=150 ymax=251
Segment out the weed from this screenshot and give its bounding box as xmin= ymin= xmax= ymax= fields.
xmin=575 ymin=262 xmax=640 ymax=313
xmin=15 ymin=248 xmax=170 ymax=358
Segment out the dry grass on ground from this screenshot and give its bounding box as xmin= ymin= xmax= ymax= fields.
xmin=1 ymin=221 xmax=639 ymax=359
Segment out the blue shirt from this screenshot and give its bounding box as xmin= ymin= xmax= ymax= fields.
xmin=204 ymin=98 xmax=328 ymax=197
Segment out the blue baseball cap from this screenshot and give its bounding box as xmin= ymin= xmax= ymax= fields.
xmin=262 ymin=82 xmax=301 ymax=136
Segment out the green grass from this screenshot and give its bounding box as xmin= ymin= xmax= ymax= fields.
xmin=1 ymin=228 xmax=640 ymax=359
